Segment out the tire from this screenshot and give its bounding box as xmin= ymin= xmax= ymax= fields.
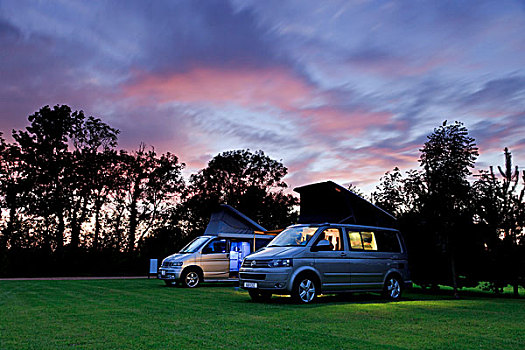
xmin=383 ymin=275 xmax=403 ymax=301
xmin=164 ymin=280 xmax=177 ymax=287
xmin=248 ymin=290 xmax=272 ymax=302
xmin=292 ymin=275 xmax=318 ymax=304
xmin=181 ymin=269 xmax=201 ymax=288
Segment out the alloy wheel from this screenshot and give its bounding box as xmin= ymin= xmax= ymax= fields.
xmin=185 ymin=271 xmax=200 ymax=288
xmin=298 ymin=278 xmax=316 ymax=303
xmin=387 ymin=278 xmax=401 ymax=299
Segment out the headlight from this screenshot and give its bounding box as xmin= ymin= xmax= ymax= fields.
xmin=268 ymin=259 xmax=293 ymax=268
xmin=173 ymin=261 xmax=183 ymax=266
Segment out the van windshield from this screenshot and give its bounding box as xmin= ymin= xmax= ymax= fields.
xmin=268 ymin=226 xmax=318 ymax=247
xmin=179 ymin=236 xmax=210 ymax=253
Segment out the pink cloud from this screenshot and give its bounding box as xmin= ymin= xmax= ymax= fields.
xmin=300 ymin=107 xmax=395 ymax=136
xmin=120 ymin=65 xmax=424 ymax=193
xmin=285 ymin=143 xmax=421 ymax=192
xmin=123 ymin=67 xmax=315 ymax=110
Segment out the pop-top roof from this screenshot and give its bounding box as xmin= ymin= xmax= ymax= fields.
xmin=203 ymin=204 xmax=267 ymax=236
xmin=294 ymin=180 xmax=397 ymax=228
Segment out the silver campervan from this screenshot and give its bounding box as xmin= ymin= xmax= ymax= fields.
xmin=239 ymin=223 xmax=411 ymax=303
xmin=158 ymin=205 xmax=274 ymax=287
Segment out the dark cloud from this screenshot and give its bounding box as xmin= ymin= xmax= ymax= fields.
xmin=124 ymin=0 xmax=285 ymax=73
xmin=460 ymin=76 xmax=525 ymax=107
xmin=346 ymin=47 xmax=399 ymax=65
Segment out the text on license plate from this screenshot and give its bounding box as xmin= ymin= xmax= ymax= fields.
xmin=161 ymin=270 xmax=166 ymax=276
xmin=244 ymin=282 xmax=257 ymax=288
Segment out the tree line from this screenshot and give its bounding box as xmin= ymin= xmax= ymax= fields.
xmin=1 ymin=106 xmax=523 ymax=297
xmin=0 ymin=105 xmax=297 ymax=276
xmin=372 ymin=121 xmax=525 ymax=297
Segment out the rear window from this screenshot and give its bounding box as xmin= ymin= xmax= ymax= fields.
xmin=347 ymin=231 xmax=363 ymax=250
xmin=361 ymin=232 xmax=377 ymax=251
xmin=345 ymin=229 xmax=401 ymax=252
xmin=375 ymin=231 xmax=402 ymax=252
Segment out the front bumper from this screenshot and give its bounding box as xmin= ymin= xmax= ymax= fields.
xmin=157 ymin=267 xmax=183 ymax=281
xmin=239 ymin=267 xmax=292 ymax=293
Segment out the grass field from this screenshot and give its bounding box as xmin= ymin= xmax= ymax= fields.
xmin=1 ymin=279 xmax=524 ymax=349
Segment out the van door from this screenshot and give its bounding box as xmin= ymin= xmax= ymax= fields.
xmin=313 ymin=228 xmax=350 ymax=291
xmin=345 ymin=229 xmax=387 ymax=291
xmin=229 ymin=241 xmax=251 ymax=276
xmin=200 ymin=238 xmax=230 ymax=280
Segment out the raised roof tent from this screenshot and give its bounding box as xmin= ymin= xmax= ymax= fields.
xmin=294 ymin=180 xmax=397 ymax=228
xmin=204 ymin=204 xmax=268 ymax=237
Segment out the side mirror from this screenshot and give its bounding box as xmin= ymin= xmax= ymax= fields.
xmin=311 ymin=239 xmax=332 ymax=252
xmin=202 ymin=246 xmax=212 ymax=254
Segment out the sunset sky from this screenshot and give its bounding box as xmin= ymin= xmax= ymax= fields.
xmin=1 ymin=0 xmax=524 ymax=193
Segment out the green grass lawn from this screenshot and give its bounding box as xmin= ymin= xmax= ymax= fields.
xmin=1 ymin=279 xmax=523 ymax=349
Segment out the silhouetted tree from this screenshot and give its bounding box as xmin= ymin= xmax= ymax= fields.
xmin=67 ymin=115 xmax=119 ymax=249
xmin=12 ymin=105 xmax=84 ymax=253
xmin=116 ymin=145 xmax=185 ymax=252
xmin=178 ymin=149 xmax=298 ymax=241
xmin=91 ymin=150 xmax=121 ymax=251
xmin=0 ymin=138 xmax=29 ymax=250
xmin=418 ymin=121 xmax=478 ymax=297
xmin=372 ymin=167 xmax=406 ymax=216
xmin=347 ymin=183 xmax=366 ymax=198
xmin=473 ymin=148 xmax=525 ymax=296
xmin=10 ymin=105 xmax=120 ymax=254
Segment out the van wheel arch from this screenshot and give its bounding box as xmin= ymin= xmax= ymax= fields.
xmin=291 ymin=271 xmax=321 ymax=304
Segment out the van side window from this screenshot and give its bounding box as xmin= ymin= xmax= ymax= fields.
xmin=319 ymin=228 xmax=344 ymax=251
xmin=361 ymin=232 xmax=378 ymax=251
xmin=347 ymin=231 xmax=363 ymax=250
xmin=203 ymin=239 xmax=227 ymax=254
xmin=375 ymin=231 xmax=401 ymax=252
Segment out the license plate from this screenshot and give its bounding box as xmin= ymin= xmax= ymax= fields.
xmin=244 ymin=282 xmax=257 ymax=288
xmin=161 ymin=270 xmax=166 ymax=276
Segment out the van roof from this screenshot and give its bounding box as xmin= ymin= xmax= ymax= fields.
xmin=288 ymin=223 xmax=399 ymax=232
xmin=294 ymin=181 xmax=397 ymax=228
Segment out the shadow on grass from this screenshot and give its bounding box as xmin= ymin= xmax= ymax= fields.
xmin=234 ymin=290 xmax=447 ymax=307
xmin=235 ymin=286 xmax=512 ymax=306
xmin=153 ymin=278 xmax=522 ymax=304
xmin=412 ymin=285 xmax=524 ymax=300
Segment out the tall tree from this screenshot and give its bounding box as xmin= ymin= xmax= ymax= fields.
xmin=90 ymin=150 xmax=121 ymax=251
xmin=12 ymin=105 xmax=82 ymax=252
xmin=67 ymin=115 xmax=119 ymax=249
xmin=419 ymin=121 xmax=478 ymax=297
xmin=372 ymin=167 xmax=406 ymax=216
xmin=180 ymin=149 xmax=298 ymax=239
xmin=11 ymin=105 xmax=119 ymax=253
xmin=0 ymin=137 xmax=29 ymax=250
xmin=117 ymin=145 xmax=185 ymax=253
xmin=473 ymin=148 xmax=525 ymax=296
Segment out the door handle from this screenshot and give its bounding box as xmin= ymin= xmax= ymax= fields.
xmin=340 ymin=252 xmax=347 ymax=256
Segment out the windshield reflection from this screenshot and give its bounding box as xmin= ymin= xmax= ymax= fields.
xmin=269 ymin=226 xmax=318 ymax=247
xmin=179 ymin=236 xmax=210 ymax=253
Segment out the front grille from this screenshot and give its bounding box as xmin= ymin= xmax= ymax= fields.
xmin=240 ymin=273 xmax=266 ymax=280
xmin=242 ymin=259 xmax=271 ymax=268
